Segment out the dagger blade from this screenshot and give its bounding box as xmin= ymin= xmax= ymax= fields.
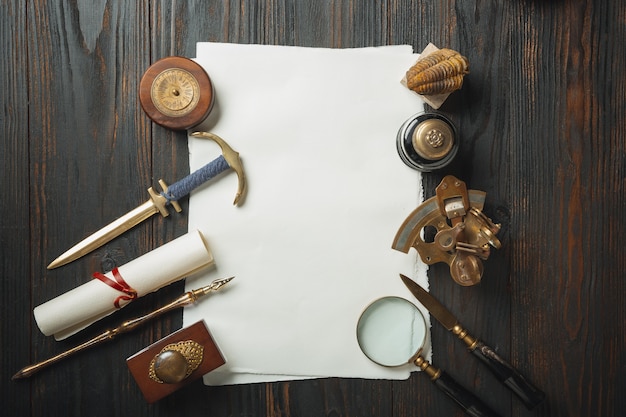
xmin=399 ymin=273 xmax=457 ymax=330
xmin=47 ymin=196 xmax=165 ymax=269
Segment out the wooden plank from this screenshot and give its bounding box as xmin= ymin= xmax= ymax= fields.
xmin=2 ymin=0 xmax=625 ymax=416
xmin=507 ymin=1 xmax=626 ymax=416
xmin=1 ymin=1 xmax=31 ymax=416
xmin=23 ymin=1 xmax=159 ymax=415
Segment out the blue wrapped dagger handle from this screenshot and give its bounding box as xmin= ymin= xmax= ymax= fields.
xmin=163 ymin=154 xmax=230 ymax=203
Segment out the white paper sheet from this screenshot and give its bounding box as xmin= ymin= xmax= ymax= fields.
xmin=183 ymin=43 xmax=429 ymax=385
xmin=35 ymin=230 xmax=214 ymax=340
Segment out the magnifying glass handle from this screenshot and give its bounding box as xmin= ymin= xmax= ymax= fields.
xmin=416 ymin=357 xmax=502 ymax=417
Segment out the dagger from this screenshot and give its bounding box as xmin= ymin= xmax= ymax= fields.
xmin=399 ymin=274 xmax=546 ymax=410
xmin=48 ymin=132 xmax=246 ymax=269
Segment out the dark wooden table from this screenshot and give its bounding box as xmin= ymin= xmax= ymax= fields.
xmin=2 ymin=1 xmax=624 ymax=416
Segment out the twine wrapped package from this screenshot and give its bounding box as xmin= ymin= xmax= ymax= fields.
xmin=34 ymin=230 xmax=214 ymax=341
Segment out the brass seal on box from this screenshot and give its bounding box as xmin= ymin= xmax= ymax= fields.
xmin=149 ymin=340 xmax=204 ymax=384
xmin=127 ymin=321 xmax=225 ymax=403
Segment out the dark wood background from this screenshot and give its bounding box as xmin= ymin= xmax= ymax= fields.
xmin=2 ymin=1 xmax=624 ymax=416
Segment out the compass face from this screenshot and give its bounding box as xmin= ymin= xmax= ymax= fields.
xmin=150 ymin=68 xmax=201 ymax=117
xmin=139 ymin=56 xmax=214 ymax=130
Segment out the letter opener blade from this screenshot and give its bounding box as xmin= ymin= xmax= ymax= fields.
xmin=399 ymin=274 xmax=545 ymax=409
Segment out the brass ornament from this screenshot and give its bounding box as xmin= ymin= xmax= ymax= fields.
xmin=150 ymin=68 xmax=201 ymax=117
xmin=396 ymin=112 xmax=458 ymax=172
xmin=139 ymin=56 xmax=214 ymax=130
xmin=149 ymin=340 xmax=204 ymax=384
xmin=392 ymin=175 xmax=501 ymax=286
xmin=405 ymin=48 xmax=469 ymax=96
xmin=411 ymin=118 xmax=455 ymax=161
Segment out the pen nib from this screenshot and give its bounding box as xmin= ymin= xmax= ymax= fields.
xmin=205 ymin=276 xmax=234 ymax=293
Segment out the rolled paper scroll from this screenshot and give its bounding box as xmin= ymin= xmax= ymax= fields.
xmin=34 ymin=230 xmax=214 ymax=340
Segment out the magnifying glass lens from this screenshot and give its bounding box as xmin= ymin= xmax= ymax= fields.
xmin=357 ymin=297 xmax=427 ymax=367
xmin=357 ymin=297 xmax=503 ymax=417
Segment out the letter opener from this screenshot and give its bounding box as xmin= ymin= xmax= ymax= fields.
xmin=48 ymin=132 xmax=245 ymax=269
xmin=399 ymin=274 xmax=545 ymax=410
xmin=12 ymin=276 xmax=233 ymax=380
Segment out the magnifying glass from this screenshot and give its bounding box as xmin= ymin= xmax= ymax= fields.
xmin=357 ymin=297 xmax=502 ymax=417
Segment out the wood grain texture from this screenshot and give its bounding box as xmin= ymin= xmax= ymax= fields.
xmin=506 ymin=2 xmax=626 ymax=416
xmin=1 ymin=1 xmax=624 ymax=416
xmin=1 ymin=1 xmax=30 ymax=416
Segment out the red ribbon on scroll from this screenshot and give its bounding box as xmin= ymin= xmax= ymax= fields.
xmin=92 ymin=267 xmax=138 ymax=308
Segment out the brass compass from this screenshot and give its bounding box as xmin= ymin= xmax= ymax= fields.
xmin=139 ymin=56 xmax=214 ymax=130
